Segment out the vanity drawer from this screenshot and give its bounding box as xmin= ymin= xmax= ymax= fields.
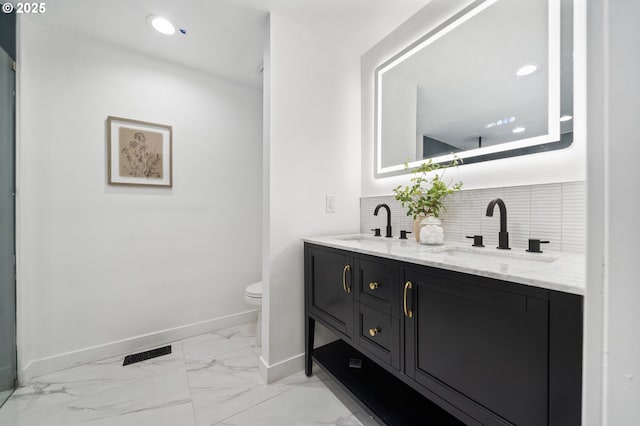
xmin=357 ymin=303 xmax=400 ymax=369
xmin=356 ymin=257 xmax=401 ymax=317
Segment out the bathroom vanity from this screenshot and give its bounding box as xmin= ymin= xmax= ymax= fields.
xmin=303 ymin=235 xmax=583 ymax=426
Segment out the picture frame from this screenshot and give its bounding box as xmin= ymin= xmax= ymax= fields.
xmin=107 ymin=116 xmax=173 ymax=187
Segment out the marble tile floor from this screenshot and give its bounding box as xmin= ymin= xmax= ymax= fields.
xmin=0 ymin=323 xmax=374 ymax=426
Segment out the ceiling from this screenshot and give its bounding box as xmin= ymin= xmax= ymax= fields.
xmin=34 ymin=0 xmax=429 ymax=88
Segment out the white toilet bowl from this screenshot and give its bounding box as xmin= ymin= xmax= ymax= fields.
xmin=244 ymin=281 xmax=262 ymax=346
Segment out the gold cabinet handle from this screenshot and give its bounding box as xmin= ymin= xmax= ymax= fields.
xmin=342 ymin=265 xmax=351 ymax=294
xmin=369 ymin=282 xmax=379 ymax=290
xmin=369 ymin=327 xmax=381 ymax=337
xmin=404 ymin=281 xmax=413 ymax=318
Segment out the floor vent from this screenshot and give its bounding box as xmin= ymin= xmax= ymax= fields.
xmin=123 ymin=345 xmax=171 ymax=366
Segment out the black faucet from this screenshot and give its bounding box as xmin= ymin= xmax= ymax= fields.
xmin=486 ymin=198 xmax=510 ymax=249
xmin=374 ymin=203 xmax=393 ymax=238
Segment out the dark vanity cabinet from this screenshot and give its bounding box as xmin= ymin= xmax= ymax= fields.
xmin=304 ymin=245 xmax=402 ymax=370
xmin=405 ymin=268 xmax=549 ymax=425
xmin=306 ymin=246 xmax=354 ymax=338
xmin=304 ymin=243 xmax=582 ymax=426
xmin=354 ymin=257 xmax=402 ymax=370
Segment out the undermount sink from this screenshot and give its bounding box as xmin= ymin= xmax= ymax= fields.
xmin=336 ymin=235 xmax=395 ymax=242
xmin=441 ymin=247 xmax=558 ymax=267
xmin=336 ymin=235 xmax=377 ymax=241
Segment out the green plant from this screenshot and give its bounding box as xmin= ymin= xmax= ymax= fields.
xmin=392 ymin=158 xmax=463 ymax=219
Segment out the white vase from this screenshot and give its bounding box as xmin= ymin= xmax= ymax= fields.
xmin=419 ymin=216 xmax=444 ymax=245
xmin=412 ymin=215 xmax=425 ymax=242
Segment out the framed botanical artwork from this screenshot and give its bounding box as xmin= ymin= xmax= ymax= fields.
xmin=107 ymin=116 xmax=173 ymax=187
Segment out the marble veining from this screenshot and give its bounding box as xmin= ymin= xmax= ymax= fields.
xmin=0 ymin=324 xmax=365 ymax=426
xmin=217 ymin=380 xmax=363 ymax=426
xmin=303 ymin=234 xmax=585 ymax=295
xmin=0 ymin=341 xmax=187 ymax=425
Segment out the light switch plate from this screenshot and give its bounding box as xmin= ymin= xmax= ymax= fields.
xmin=326 ymin=194 xmax=336 ymax=213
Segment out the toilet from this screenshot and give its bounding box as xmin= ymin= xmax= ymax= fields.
xmin=244 ymin=281 xmax=262 ymax=346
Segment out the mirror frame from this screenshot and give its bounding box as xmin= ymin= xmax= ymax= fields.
xmin=374 ymin=0 xmax=572 ymax=178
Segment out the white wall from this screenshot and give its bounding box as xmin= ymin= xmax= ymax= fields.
xmin=361 ymin=0 xmax=586 ymax=195
xmin=261 ymin=13 xmax=361 ymax=381
xmin=16 ymin=20 xmax=262 ymax=381
xmin=585 ymin=0 xmax=640 ymax=423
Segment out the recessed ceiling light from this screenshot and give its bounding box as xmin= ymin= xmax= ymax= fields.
xmin=559 ymin=115 xmax=573 ymax=122
xmin=148 ymin=15 xmax=175 ymax=35
xmin=516 ymin=64 xmax=538 ymax=76
xmin=512 ymin=127 xmax=526 ymax=134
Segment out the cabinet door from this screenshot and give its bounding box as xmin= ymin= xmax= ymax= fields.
xmin=306 ymin=245 xmax=354 ymax=338
xmin=405 ymin=269 xmax=549 ymax=426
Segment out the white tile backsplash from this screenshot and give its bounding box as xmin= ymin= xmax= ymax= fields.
xmin=361 ymin=181 xmax=586 ymax=253
xmin=531 ymin=184 xmax=563 ymax=252
xmin=561 ymin=181 xmax=587 ymax=254
xmin=503 ymin=186 xmax=532 ymax=250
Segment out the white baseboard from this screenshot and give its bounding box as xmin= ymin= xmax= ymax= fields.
xmin=258 ymin=352 xmax=304 ymax=384
xmin=19 ymin=310 xmax=258 ymax=384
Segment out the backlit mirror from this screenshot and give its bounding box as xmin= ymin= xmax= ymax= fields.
xmin=375 ymin=0 xmax=573 ymax=177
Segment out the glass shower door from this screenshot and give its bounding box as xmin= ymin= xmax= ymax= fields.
xmin=0 ymin=45 xmax=16 ymax=406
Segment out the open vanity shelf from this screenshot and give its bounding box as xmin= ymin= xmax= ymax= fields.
xmin=313 ymin=339 xmax=463 ymax=425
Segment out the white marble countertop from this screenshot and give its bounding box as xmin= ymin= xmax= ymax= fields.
xmin=303 ymin=234 xmax=585 ymax=296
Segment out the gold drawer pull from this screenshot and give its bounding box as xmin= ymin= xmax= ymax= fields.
xmin=369 ymin=282 xmax=379 ymax=290
xmin=404 ymin=281 xmax=413 ymax=318
xmin=369 ymin=327 xmax=381 ymax=337
xmin=342 ymin=265 xmax=351 ymax=294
